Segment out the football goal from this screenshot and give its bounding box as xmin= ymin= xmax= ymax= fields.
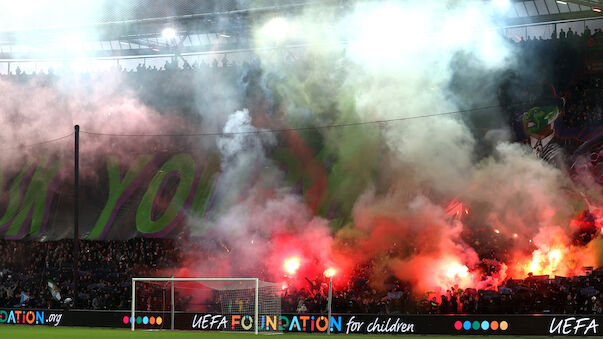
xmin=131 ymin=277 xmax=282 ymax=334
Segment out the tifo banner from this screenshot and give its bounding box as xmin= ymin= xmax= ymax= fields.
xmin=0 ymin=121 xmax=600 ymax=241
xmin=0 ymin=130 xmax=342 ymax=240
xmin=0 ymin=149 xmax=222 ymax=240
xmin=1 ymin=309 xmax=601 ymax=336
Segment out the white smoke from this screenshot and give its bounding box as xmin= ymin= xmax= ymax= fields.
xmin=213 ymin=108 xmax=278 ymax=215
xmin=242 ymin=0 xmax=601 ymax=291
xmin=187 ymin=108 xmax=334 ymax=280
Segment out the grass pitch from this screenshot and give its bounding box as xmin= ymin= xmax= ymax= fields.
xmin=0 ymin=326 xmax=561 ymax=339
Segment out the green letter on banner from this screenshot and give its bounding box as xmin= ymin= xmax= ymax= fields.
xmin=6 ymin=159 xmax=60 ymax=237
xmin=189 ymin=155 xmax=220 ymax=236
xmin=87 ymin=154 xmax=153 ymax=239
xmin=0 ymin=163 xmax=34 ymax=227
xmin=136 ymin=154 xmax=194 ymax=234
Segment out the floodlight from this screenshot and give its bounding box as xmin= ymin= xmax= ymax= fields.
xmin=262 ymin=17 xmax=290 ymax=42
xmin=60 ymin=32 xmax=85 ymax=53
xmin=161 ymin=27 xmax=177 ymax=40
xmin=492 ymin=0 xmax=511 ymax=11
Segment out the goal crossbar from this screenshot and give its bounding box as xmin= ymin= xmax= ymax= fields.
xmin=131 ymin=277 xmax=260 ymax=334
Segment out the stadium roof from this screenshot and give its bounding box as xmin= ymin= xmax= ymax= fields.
xmin=0 ymin=0 xmax=602 ymax=61
xmin=18 ymin=0 xmax=599 ymax=28
xmin=0 ymin=0 xmax=332 ymax=60
xmin=507 ymin=0 xmax=603 ymax=26
xmin=53 ymin=0 xmax=603 ymax=26
xmin=90 ymin=0 xmax=315 ymax=23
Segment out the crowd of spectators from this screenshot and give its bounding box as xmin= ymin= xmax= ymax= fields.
xmin=505 ymin=74 xmax=603 ymax=153
xmin=0 ymin=239 xmax=178 ymax=311
xmin=0 ymin=238 xmax=601 ymax=315
xmin=500 ymin=26 xmax=603 ymax=152
xmin=559 ymin=77 xmax=603 ymax=130
xmin=281 ymin=263 xmax=603 ymax=315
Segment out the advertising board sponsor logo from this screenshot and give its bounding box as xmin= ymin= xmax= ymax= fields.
xmin=454 ymin=319 xmax=508 ymax=331
xmin=265 ymin=315 xmax=341 ymax=332
xmin=549 ymin=317 xmax=599 ymax=335
xmin=192 ymin=314 xmax=228 ymax=330
xmin=190 ymin=314 xmax=343 ymax=332
xmin=0 ymin=310 xmax=62 ymax=326
xmin=349 ymin=315 xmax=415 ymax=334
xmin=123 ymin=315 xmax=163 ymax=326
xmin=189 ymin=314 xmax=415 ymax=334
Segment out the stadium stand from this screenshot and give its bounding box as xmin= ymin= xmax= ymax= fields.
xmin=0 ymin=6 xmax=602 ymax=336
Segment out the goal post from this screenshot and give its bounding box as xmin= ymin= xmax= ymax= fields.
xmin=131 ymin=277 xmax=280 ymax=334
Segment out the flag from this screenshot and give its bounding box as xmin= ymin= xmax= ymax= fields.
xmin=14 ymin=292 xmax=30 ymax=307
xmin=47 ymin=280 xmax=61 ymax=302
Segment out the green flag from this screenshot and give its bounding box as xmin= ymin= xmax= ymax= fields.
xmin=47 ymin=280 xmax=61 ymax=302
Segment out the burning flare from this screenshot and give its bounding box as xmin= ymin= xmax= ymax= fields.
xmin=283 ymin=256 xmax=301 ymax=275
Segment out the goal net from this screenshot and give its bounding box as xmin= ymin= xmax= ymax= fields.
xmin=131 ymin=277 xmax=282 ymax=334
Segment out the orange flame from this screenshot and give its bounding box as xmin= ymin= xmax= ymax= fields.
xmin=446 ymin=263 xmax=469 ymax=279
xmin=526 ymin=248 xmax=563 ymax=275
xmin=437 ymin=261 xmax=476 ymax=290
xmin=512 ymin=226 xmax=596 ymax=278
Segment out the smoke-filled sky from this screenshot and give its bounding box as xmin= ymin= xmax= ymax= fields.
xmin=186 ymin=0 xmax=602 ymax=293
xmin=0 ymin=0 xmax=601 ymax=295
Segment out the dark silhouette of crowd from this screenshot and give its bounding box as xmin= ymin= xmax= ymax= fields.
xmin=499 ymin=24 xmax=603 ymax=155
xmin=0 ymin=238 xmax=601 ymax=315
xmin=281 ymin=261 xmax=603 ymax=316
xmin=0 ymin=239 xmax=178 ymax=311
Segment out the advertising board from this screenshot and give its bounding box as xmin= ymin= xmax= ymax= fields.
xmin=1 ymin=309 xmax=600 ymax=336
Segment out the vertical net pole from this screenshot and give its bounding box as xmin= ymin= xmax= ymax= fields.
xmin=73 ymin=125 xmax=80 ymax=308
xmin=254 ymin=278 xmax=259 ymax=335
xmin=131 ymin=279 xmax=135 ymax=331
xmin=327 ymin=277 xmax=333 ymax=335
xmin=171 ymin=276 xmax=175 ymax=330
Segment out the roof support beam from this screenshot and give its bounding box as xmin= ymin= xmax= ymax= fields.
xmin=505 ymin=9 xmax=602 ymax=25
xmin=564 ymin=0 xmax=599 ymax=8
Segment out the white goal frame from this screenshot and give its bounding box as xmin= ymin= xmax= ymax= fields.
xmin=131 ymin=277 xmax=260 ymax=334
